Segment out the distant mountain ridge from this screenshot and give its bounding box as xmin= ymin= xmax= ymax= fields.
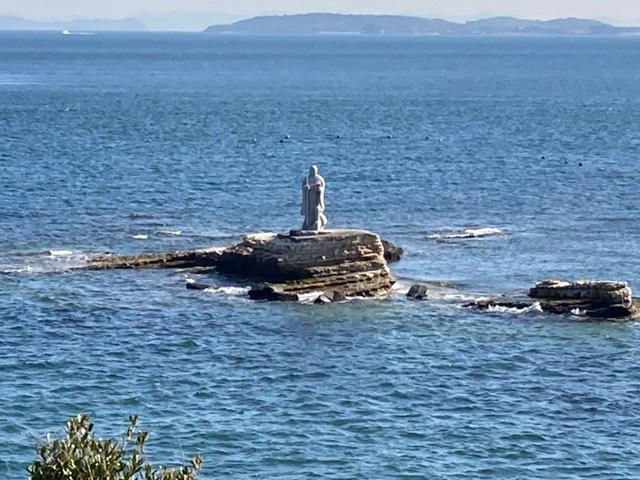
xmin=205 ymin=13 xmax=640 ymax=35
xmin=136 ymin=11 xmax=247 ymax=32
xmin=0 ymin=16 xmax=145 ymax=31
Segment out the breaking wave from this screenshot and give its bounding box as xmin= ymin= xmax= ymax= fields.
xmin=1 ymin=250 xmax=90 ymax=274
xmin=486 ymin=302 xmax=543 ymax=315
xmin=204 ymin=286 xmax=251 ymax=297
xmin=1 ymin=266 xmax=34 ymax=274
xmin=48 ymin=250 xmax=74 ymax=257
xmin=426 ymin=227 xmax=508 ymax=240
xmin=157 ymin=229 xmax=182 ymax=236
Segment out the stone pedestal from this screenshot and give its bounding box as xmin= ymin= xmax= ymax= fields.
xmin=216 ymin=229 xmax=394 ymax=301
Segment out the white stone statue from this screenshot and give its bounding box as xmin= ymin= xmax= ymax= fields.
xmin=301 ymin=165 xmax=327 ymax=231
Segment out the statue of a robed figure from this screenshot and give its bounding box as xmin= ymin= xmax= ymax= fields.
xmin=301 ymin=165 xmax=327 ymax=231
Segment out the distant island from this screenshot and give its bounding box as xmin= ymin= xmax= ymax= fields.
xmin=205 ymin=13 xmax=640 ymax=35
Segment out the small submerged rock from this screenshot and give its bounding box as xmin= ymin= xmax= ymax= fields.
xmin=327 ymin=290 xmax=347 ymax=302
xmin=407 ymin=284 xmax=428 ymax=300
xmin=312 ymin=290 xmax=348 ymax=304
xmin=314 ymin=294 xmax=333 ymax=304
xmin=186 ymin=282 xmax=214 ymax=291
xmin=248 ymin=283 xmax=300 ymax=302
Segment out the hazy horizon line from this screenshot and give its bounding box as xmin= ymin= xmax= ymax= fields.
xmin=1 ymin=11 xmax=639 ymax=29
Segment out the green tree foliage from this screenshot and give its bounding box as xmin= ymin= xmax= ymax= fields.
xmin=28 ymin=414 xmax=202 ymax=480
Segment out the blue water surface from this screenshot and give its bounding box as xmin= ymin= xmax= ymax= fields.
xmin=1 ymin=32 xmax=640 ymax=478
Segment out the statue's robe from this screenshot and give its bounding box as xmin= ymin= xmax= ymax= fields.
xmin=301 ymin=174 xmax=327 ymax=231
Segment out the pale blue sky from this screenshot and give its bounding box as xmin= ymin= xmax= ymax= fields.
xmin=1 ymin=0 xmax=639 ymax=25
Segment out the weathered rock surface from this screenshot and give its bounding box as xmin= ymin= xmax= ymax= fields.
xmin=217 ymin=229 xmax=394 ymax=301
xmin=185 ymin=282 xmax=215 ymax=291
xmin=85 ymin=247 xmax=225 ymax=270
xmin=407 ymin=283 xmax=428 ymax=300
xmin=529 ymin=279 xmax=632 ymax=306
xmin=466 ymin=279 xmax=638 ymax=319
xmin=381 ymin=239 xmax=404 ymax=263
xmin=82 ymin=237 xmax=403 ymax=271
xmin=529 ymin=279 xmax=636 ymax=318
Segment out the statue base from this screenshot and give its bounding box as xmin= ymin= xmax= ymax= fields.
xmin=289 ymin=229 xmax=331 ymax=237
xmin=216 ymin=229 xmax=394 ymax=301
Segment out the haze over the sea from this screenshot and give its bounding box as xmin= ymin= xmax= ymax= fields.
xmin=2 ymin=0 xmax=639 ymax=30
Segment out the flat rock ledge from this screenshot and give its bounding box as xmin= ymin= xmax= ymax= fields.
xmin=85 ymin=247 xmax=226 ymax=270
xmin=467 ymin=279 xmax=639 ymax=319
xmin=84 ymin=236 xmax=403 ymax=272
xmin=217 ymin=229 xmax=394 ymax=301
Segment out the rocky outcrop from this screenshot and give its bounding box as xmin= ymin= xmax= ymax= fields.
xmin=407 ymin=284 xmax=428 ymax=299
xmin=529 ymin=279 xmax=636 ymax=318
xmin=217 ymin=229 xmax=394 ymax=301
xmin=381 ymin=239 xmax=404 ymax=263
xmin=466 ymin=279 xmax=638 ymax=319
xmin=82 ymin=237 xmax=403 ymax=270
xmin=85 ymin=247 xmax=225 ymax=270
xmin=529 ymin=279 xmax=631 ymax=306
xmin=80 ymin=229 xmax=397 ymax=302
xmin=185 ymin=282 xmax=215 ymax=291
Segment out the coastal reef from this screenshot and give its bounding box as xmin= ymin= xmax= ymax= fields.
xmin=467 ymin=279 xmax=639 ymax=319
xmin=86 ymin=247 xmax=225 ymax=270
xmin=82 ymin=236 xmax=640 ymax=318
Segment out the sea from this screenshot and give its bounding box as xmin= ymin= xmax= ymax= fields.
xmin=1 ymin=32 xmax=640 ymax=478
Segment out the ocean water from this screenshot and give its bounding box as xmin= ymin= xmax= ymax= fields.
xmin=1 ymin=32 xmax=640 ymax=478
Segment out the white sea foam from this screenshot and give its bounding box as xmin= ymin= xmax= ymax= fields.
xmin=487 ymin=302 xmax=543 ymax=315
xmin=204 ymin=286 xmax=250 ymax=297
xmin=391 ymin=281 xmax=412 ymax=293
xmin=427 ymin=227 xmax=507 ymax=240
xmin=442 ymin=293 xmax=480 ymax=302
xmin=3 ymin=249 xmax=91 ymax=274
xmin=1 ymin=266 xmax=34 ymax=274
xmin=48 ymin=250 xmax=73 ymax=257
xmin=157 ymin=229 xmax=182 ymax=236
xmin=297 ymin=291 xmax=327 ymax=303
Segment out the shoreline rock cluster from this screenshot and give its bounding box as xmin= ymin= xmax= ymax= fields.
xmin=82 ymin=234 xmax=640 ymax=319
xmin=466 ymin=279 xmax=638 ymax=319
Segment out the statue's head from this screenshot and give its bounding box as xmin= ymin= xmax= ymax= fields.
xmin=309 ymin=165 xmax=318 ymax=177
